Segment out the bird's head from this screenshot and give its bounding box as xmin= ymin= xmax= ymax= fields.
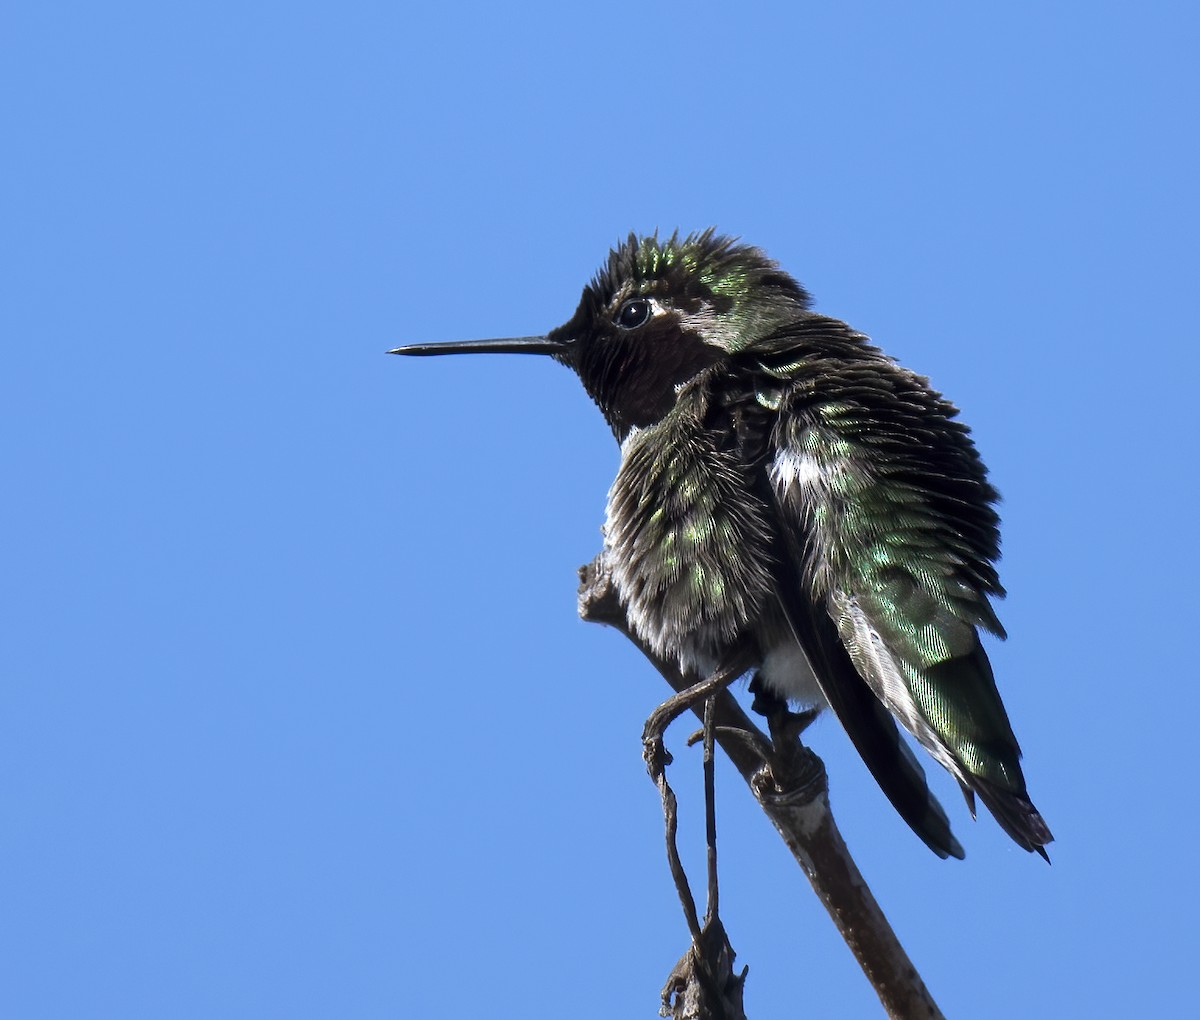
xmin=392 ymin=230 xmax=811 ymax=437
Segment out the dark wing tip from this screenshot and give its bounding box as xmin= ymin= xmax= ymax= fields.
xmin=919 ymin=813 xmax=965 ymax=861
xmin=891 ymin=735 xmax=965 ymax=859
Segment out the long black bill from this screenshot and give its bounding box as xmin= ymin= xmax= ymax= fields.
xmin=388 ymin=336 xmax=566 ymax=356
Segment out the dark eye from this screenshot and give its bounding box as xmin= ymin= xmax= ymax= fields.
xmin=615 ymin=298 xmax=652 ymax=329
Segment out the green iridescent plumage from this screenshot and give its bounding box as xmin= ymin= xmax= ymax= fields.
xmin=393 ymin=230 xmax=1052 ymax=859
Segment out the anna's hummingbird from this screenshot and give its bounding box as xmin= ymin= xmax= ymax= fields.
xmin=393 ymin=230 xmax=1052 ymax=860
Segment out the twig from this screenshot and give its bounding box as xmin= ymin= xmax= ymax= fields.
xmin=655 ymin=740 xmax=703 ymax=945
xmin=703 ymin=695 xmax=719 ymax=926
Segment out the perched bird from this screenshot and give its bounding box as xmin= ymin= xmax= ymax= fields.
xmin=392 ymin=230 xmax=1052 ymax=860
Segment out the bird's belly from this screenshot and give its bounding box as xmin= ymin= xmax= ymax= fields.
xmin=605 ymin=523 xmax=769 ymax=675
xmin=758 ymin=638 xmax=828 ymax=707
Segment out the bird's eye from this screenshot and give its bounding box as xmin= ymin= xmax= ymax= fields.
xmin=615 ymin=298 xmax=652 ymax=329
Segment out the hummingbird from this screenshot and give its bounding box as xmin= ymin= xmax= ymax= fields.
xmin=392 ymin=230 xmax=1052 ymax=860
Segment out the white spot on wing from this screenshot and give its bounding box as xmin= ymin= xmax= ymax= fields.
xmin=770 ymin=449 xmax=825 ymax=491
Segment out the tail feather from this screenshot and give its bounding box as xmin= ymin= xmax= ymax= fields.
xmin=971 ymin=775 xmax=1054 ymax=861
xmin=916 ymin=649 xmax=1054 ymax=860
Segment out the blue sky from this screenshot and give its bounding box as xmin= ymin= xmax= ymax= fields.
xmin=4 ymin=2 xmax=1198 ymax=1016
